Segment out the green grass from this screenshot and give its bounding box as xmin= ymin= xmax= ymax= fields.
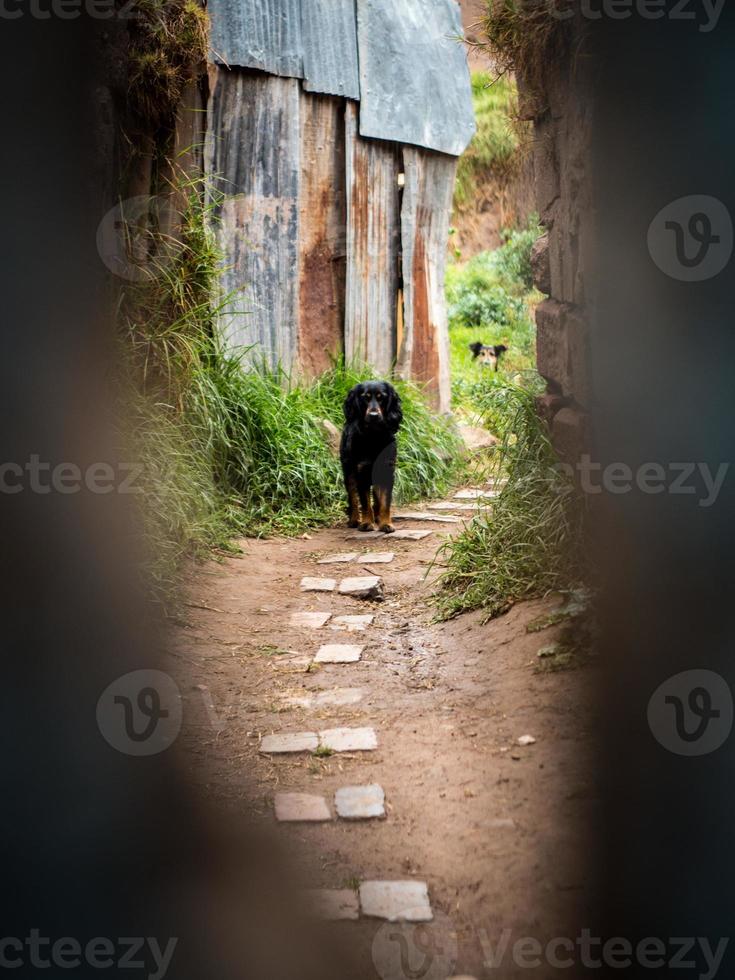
xmin=455 ymin=73 xmax=524 ymax=210
xmin=435 ymin=385 xmax=584 ymax=621
xmin=447 ymin=220 xmax=543 ymax=421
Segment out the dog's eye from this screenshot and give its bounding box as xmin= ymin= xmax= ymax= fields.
xmin=376 ymin=393 xmax=383 ymax=400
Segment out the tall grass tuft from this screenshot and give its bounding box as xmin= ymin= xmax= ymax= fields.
xmin=435 ymin=384 xmax=584 ymax=621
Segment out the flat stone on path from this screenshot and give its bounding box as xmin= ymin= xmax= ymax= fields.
xmin=360 ymin=552 xmax=395 ymax=564
xmin=260 ymin=732 xmax=318 ymax=754
xmin=339 ymin=576 xmax=383 ymax=600
xmin=274 ymin=793 xmax=332 ymax=822
xmin=335 ymin=784 xmax=386 ymax=820
xmin=283 ymin=688 xmax=365 ymax=709
xmin=395 ymin=512 xmax=461 ymax=524
xmin=306 ymin=889 xmax=359 ymax=921
xmin=454 ymin=488 xmax=498 ymax=500
xmin=317 ymin=553 xmax=359 ymax=564
xmin=392 ymin=529 xmax=433 ymax=540
xmin=428 ymin=502 xmax=484 ymax=512
xmin=289 ymin=611 xmax=331 ymax=629
xmin=359 ymin=881 xmax=433 ymax=922
xmin=300 ymin=577 xmax=336 ymax=592
xmin=331 ymin=614 xmax=374 ymax=632
xmin=315 ymin=643 xmax=363 ymax=664
xmin=319 ymin=727 xmax=378 ymax=752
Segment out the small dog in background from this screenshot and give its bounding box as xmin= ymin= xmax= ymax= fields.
xmin=341 ymin=381 xmax=403 ymax=534
xmin=469 ymin=342 xmax=508 ymax=372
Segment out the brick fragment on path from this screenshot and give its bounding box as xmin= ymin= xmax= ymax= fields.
xmin=331 ymin=614 xmax=374 ymax=632
xmin=306 ymin=889 xmax=359 ymax=921
xmin=335 ymin=784 xmax=386 ymax=820
xmin=394 ymin=512 xmax=461 ymax=524
xmin=317 ymin=553 xmax=359 ymax=564
xmin=339 ymin=576 xmax=383 ymax=600
xmin=289 ymin=611 xmax=332 ymax=629
xmin=361 ymin=552 xmax=395 ymax=564
xmin=315 ymin=643 xmax=363 ymax=664
xmin=359 ymin=881 xmax=433 ymax=922
xmin=319 ymin=727 xmax=378 ymax=752
xmin=274 ymin=793 xmax=332 ymax=822
xmin=300 ymin=577 xmax=336 ymax=592
xmin=260 ymin=732 xmax=318 ymax=754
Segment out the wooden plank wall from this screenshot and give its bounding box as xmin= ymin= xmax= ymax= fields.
xmin=298 ymin=92 xmax=346 ymax=377
xmin=344 ymin=102 xmax=401 ymax=376
xmin=398 ymin=146 xmax=457 ymax=412
xmin=206 ymin=69 xmax=301 ymax=371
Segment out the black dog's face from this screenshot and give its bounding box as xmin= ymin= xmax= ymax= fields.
xmin=344 ymin=381 xmax=403 ymax=434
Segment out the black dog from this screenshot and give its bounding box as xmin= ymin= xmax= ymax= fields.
xmin=340 ymin=381 xmax=403 ymax=534
xmin=469 ymin=342 xmax=508 ymax=372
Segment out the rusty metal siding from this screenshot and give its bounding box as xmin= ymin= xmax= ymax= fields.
xmin=297 ymin=93 xmax=347 ymax=377
xmin=356 ymin=0 xmax=476 ymax=156
xmin=302 ymin=0 xmax=360 ymax=100
xmin=206 ymin=68 xmax=301 ymax=370
xmin=398 ymin=146 xmax=457 ymax=412
xmin=209 ymin=0 xmax=303 ymax=78
xmin=344 ymin=102 xmax=401 ymax=374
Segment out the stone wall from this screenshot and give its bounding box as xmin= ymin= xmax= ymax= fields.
xmin=520 ymin=35 xmax=594 ymax=462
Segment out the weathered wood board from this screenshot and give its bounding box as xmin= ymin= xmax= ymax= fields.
xmin=344 ymin=102 xmax=401 ymax=374
xmin=398 ymin=146 xmax=457 ymax=412
xmin=206 ymin=69 xmax=301 ymax=370
xmin=298 ymin=93 xmax=346 ymax=377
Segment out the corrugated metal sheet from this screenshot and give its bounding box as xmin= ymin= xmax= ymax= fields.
xmin=298 ymin=92 xmax=346 ymax=376
xmin=356 ymin=0 xmax=476 ymax=157
xmin=302 ymin=0 xmax=360 ymax=100
xmin=209 ymin=0 xmax=303 ymax=79
xmin=344 ymin=102 xmax=401 ymax=374
xmin=206 ymin=69 xmax=301 ymax=369
xmin=397 ymin=146 xmax=457 ymax=411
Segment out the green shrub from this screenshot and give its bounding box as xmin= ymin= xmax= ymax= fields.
xmin=435 ymin=384 xmax=584 ymax=621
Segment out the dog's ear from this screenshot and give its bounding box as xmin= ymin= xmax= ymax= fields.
xmin=495 ymin=345 xmax=508 ymax=356
xmin=343 ymin=385 xmax=362 ymax=424
xmin=385 ymin=384 xmax=403 ymax=434
xmin=469 ymin=342 xmax=483 ymax=360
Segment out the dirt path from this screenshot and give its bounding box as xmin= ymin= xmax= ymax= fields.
xmin=168 ymin=499 xmax=596 ymax=979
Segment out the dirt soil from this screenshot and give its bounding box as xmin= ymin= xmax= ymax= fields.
xmin=168 ymin=507 xmax=597 ymax=979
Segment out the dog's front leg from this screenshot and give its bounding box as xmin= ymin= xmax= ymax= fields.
xmin=374 ymin=483 xmax=395 ymax=534
xmin=357 ymin=464 xmax=376 ymax=531
xmin=345 ymin=471 xmax=361 ymax=528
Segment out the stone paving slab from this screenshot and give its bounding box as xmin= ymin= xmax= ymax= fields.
xmin=284 ymin=688 xmax=365 ymax=709
xmin=394 ymin=512 xmax=461 ymax=524
xmin=306 ymin=889 xmax=360 ymax=921
xmin=260 ymin=732 xmax=319 ymax=754
xmin=274 ymin=793 xmax=331 ymax=822
xmin=428 ymin=502 xmax=485 ymax=512
xmin=339 ymin=576 xmax=383 ymax=600
xmin=359 ymin=881 xmax=433 ymax=922
xmin=319 ymin=727 xmax=378 ymax=752
xmin=331 ymin=614 xmax=374 ymax=632
xmin=317 ymin=553 xmax=359 ymax=564
xmin=335 ymin=784 xmax=386 ymax=820
xmin=454 ymin=488 xmax=499 ymax=500
xmin=315 ymin=643 xmax=363 ymax=664
xmin=392 ymin=529 xmax=434 ymax=540
xmin=360 ymin=552 xmax=395 ymax=564
xmin=300 ymin=577 xmax=337 ymax=592
xmin=289 ymin=611 xmax=332 ymax=629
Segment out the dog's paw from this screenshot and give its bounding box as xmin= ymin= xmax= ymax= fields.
xmin=379 ymin=523 xmax=395 ymax=534
xmin=359 ymin=522 xmax=377 ymax=532
xmin=347 ymin=519 xmax=360 ymax=528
